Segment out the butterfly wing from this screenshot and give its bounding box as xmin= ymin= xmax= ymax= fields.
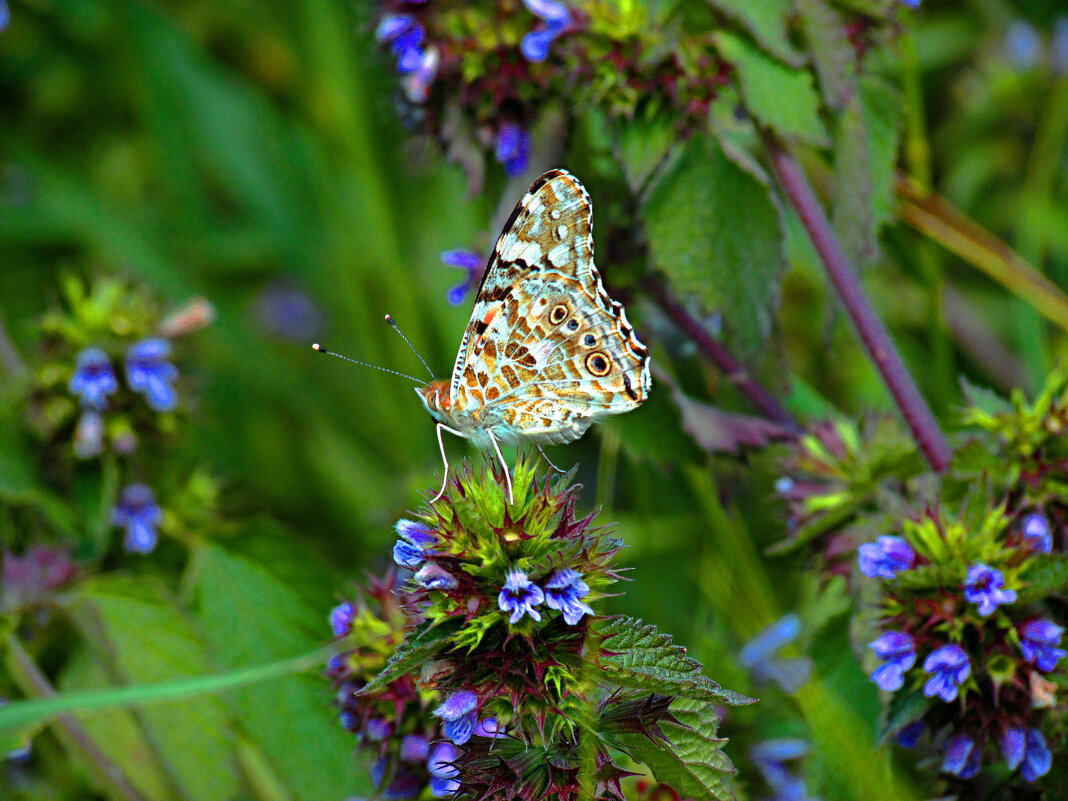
xmin=449 ymin=170 xmax=650 ymax=446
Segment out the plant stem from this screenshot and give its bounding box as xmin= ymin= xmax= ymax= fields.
xmin=6 ymin=634 xmax=149 ymax=801
xmin=765 ymin=134 xmax=950 ymax=472
xmin=643 ymin=275 xmax=799 ymax=432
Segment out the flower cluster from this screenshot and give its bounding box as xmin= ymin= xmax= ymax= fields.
xmin=338 ymin=457 xmax=749 ymax=799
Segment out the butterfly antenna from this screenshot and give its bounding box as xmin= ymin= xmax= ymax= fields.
xmin=311 ymin=343 xmax=424 ymax=384
xmin=384 ymin=314 xmax=436 ymax=380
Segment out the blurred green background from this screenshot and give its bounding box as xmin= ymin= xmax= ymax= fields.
xmin=2 ymin=1 xmax=1068 ymax=800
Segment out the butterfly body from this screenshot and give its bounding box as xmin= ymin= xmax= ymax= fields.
xmin=419 ymin=169 xmax=651 ymax=497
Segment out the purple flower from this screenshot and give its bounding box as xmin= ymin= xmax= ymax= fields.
xmin=414 ymin=562 xmax=458 ymax=591
xmin=384 ymin=772 xmax=421 ymax=800
xmin=400 ymin=734 xmax=429 ymax=763
xmin=520 ymin=0 xmax=570 ymax=62
xmin=749 ymin=739 xmax=813 ymax=800
xmin=1002 ymin=727 xmax=1025 ymax=771
xmin=857 ymin=536 xmax=914 ymax=579
xmin=964 ymin=563 xmax=1016 ymax=616
xmin=433 ymin=690 xmax=478 ymax=745
xmin=474 ymin=717 xmax=505 ymax=738
xmin=69 ymin=348 xmax=118 ymax=409
xmin=495 ymin=123 xmax=530 ymax=178
xmin=1022 ymin=513 xmax=1053 ymax=553
xmin=397 ymin=519 xmax=436 ymax=547
xmin=542 ymin=568 xmax=594 ymax=625
xmin=941 ymin=734 xmax=980 ymax=779
xmin=74 ymin=409 xmax=105 ymax=459
xmin=254 ymin=283 xmax=323 ymax=341
xmin=923 ymin=644 xmax=970 ymax=702
xmin=112 ymin=484 xmax=162 ymax=554
xmin=329 ymin=602 xmax=355 ymax=637
xmin=497 ymin=569 xmax=544 ymax=624
xmin=427 ymin=741 xmax=461 ymax=796
xmin=738 ymin=614 xmax=810 ymax=693
xmin=869 ymin=631 xmax=916 ymax=692
xmin=441 ymin=250 xmax=484 ymax=306
xmin=125 ymin=339 xmax=178 ymax=412
xmin=1020 ymin=620 xmax=1066 ymax=672
xmin=894 ymin=719 xmax=924 ymax=748
xmin=1021 ymin=728 xmax=1052 ymax=782
xmin=401 ymin=45 xmax=439 ymax=103
xmin=365 ymin=718 xmax=391 ymax=742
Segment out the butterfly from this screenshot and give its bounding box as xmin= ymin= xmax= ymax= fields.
xmin=417 ymin=169 xmax=652 ymax=502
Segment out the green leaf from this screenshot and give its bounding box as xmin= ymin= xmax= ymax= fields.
xmin=797 ymin=0 xmax=857 ymax=111
xmin=704 ymin=0 xmax=803 ymax=66
xmin=359 ymin=618 xmax=462 ymax=695
xmin=617 ymin=107 xmax=680 ymax=193
xmin=859 ymin=75 xmax=902 ymax=233
xmin=713 ymin=32 xmax=829 ymax=147
xmin=620 ymin=697 xmax=738 ymax=801
xmin=642 ymin=136 xmax=786 ymax=359
xmin=832 ymin=100 xmax=877 ymax=266
xmin=596 ymin=616 xmax=754 ymax=705
xmin=191 ymin=542 xmax=365 ymax=801
xmin=1019 ymin=554 xmax=1068 ymax=603
xmin=65 ymin=575 xmax=240 ymax=801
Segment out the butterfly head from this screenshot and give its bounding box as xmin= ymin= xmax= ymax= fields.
xmin=416 ymin=380 xmax=452 ymax=423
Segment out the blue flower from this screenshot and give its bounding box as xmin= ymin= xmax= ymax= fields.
xmin=941 ymin=733 xmax=980 ymax=779
xmin=897 ymin=0 xmax=920 ymax=7
xmin=1021 ymin=728 xmax=1052 ymax=782
xmin=1054 ymin=17 xmax=1068 ymax=75
xmin=393 ymin=519 xmax=437 ymax=567
xmin=749 ymin=739 xmax=814 ymax=801
xmin=1002 ymin=727 xmax=1025 ymax=771
xmin=1020 ymin=619 xmax=1066 ymax=672
xmin=474 ymin=717 xmax=505 ymax=738
xmin=1022 ymin=513 xmax=1053 ymax=553
xmin=441 ymin=250 xmax=484 ymax=306
xmin=543 ymin=568 xmax=594 ymax=625
xmin=964 ymin=563 xmax=1016 ymax=616
xmin=69 ymin=347 xmax=118 ymax=409
xmin=495 ymin=123 xmax=530 ymax=178
xmin=427 ymin=741 xmax=461 ymax=796
xmin=433 ymin=690 xmax=478 ymax=745
xmin=858 ymin=536 xmax=914 ymax=579
xmin=869 ymin=631 xmax=916 ymax=692
xmin=339 ymin=710 xmax=358 ymax=732
xmin=737 ymin=614 xmax=811 ymax=693
xmin=923 ymin=644 xmax=970 ymax=702
xmin=376 ymin=14 xmax=425 ymax=69
xmin=1004 ymin=20 xmax=1042 ymax=71
xmin=125 ymin=339 xmax=178 ymax=411
xmin=400 ymin=734 xmax=429 ymax=763
xmin=497 ymin=569 xmax=544 ymax=624
xmin=520 ymin=0 xmax=570 ymax=62
xmin=401 ymin=45 xmax=439 ymax=104
xmin=112 ymin=484 xmax=162 ymax=554
xmin=414 ymin=562 xmax=459 ymax=591
xmin=74 ymin=409 xmax=105 ymax=459
xmin=894 ymin=719 xmax=924 ymax=748
xmin=0 ymin=1 xmax=10 ymax=33
xmin=329 ymin=602 xmax=356 ymax=637
xmin=383 ymin=772 xmax=421 ymax=801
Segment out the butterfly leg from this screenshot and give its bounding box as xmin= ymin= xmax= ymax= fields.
xmin=535 ymin=445 xmax=566 ymax=474
xmin=488 ymin=432 xmax=514 ymax=504
xmin=430 ymin=423 xmax=464 ymax=503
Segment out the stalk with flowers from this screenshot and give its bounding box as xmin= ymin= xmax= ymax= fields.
xmin=330 ymin=457 xmax=752 ymax=800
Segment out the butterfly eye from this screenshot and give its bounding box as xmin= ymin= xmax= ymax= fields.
xmin=585 ymin=352 xmax=611 ymax=376
xmin=583 ymin=334 xmax=596 ymax=347
xmin=549 ymin=304 xmax=569 ymax=325
xmin=566 ymin=319 xmax=579 ymax=331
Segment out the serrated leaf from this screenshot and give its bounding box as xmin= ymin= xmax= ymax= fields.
xmin=832 ymin=100 xmax=877 ymax=266
xmin=642 ymin=136 xmax=785 ymax=359
xmin=859 ymin=75 xmax=902 ymax=233
xmin=597 ymin=616 xmax=754 ymax=705
xmin=65 ymin=576 xmax=240 ymax=801
xmin=797 ymin=0 xmax=857 ymax=111
xmin=191 ymin=542 xmax=364 ymax=801
xmin=713 ymin=32 xmax=829 ymax=147
xmin=620 ymin=697 xmax=737 ymax=801
xmin=668 ymin=379 xmax=793 ymax=454
xmin=617 ymin=108 xmax=680 ymax=194
xmin=359 ymin=618 xmax=462 ymax=695
xmin=704 ymin=0 xmax=802 ymax=65
xmin=958 ymin=376 xmax=1012 ymax=417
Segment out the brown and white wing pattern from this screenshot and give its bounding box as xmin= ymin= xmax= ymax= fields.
xmin=446 ymin=169 xmax=651 ymax=446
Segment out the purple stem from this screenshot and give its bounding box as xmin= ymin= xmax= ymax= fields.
xmin=766 ymin=135 xmax=950 ymax=472
xmin=643 ymin=274 xmax=800 ymax=432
